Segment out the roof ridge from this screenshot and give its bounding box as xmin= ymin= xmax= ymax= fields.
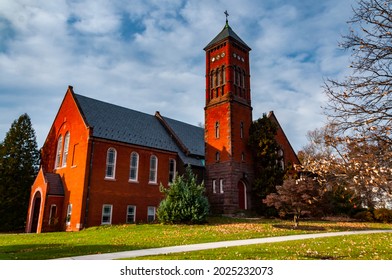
xmin=155 ymin=111 xmax=190 ymax=156
xmin=73 ymin=93 xmax=154 ymax=118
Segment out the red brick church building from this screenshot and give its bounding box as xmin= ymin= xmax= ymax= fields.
xmin=26 ymin=20 xmax=300 ymax=233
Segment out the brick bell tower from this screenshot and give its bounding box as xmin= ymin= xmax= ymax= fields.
xmin=204 ymin=13 xmax=254 ymax=214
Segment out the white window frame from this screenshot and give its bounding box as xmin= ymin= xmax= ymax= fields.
xmin=169 ymin=158 xmax=176 ymax=183
xmin=129 ymin=152 xmax=139 ymax=182
xmin=55 ymin=135 xmax=63 ymax=169
xmin=62 ymin=132 xmax=70 ymax=167
xmin=219 ymin=179 xmax=224 ymax=194
xmin=212 ymin=179 xmax=217 ymax=194
xmin=105 ymin=148 xmax=117 ymax=179
xmin=126 ymin=205 xmax=136 ymax=224
xmin=101 ymin=204 xmax=113 ymax=225
xmin=149 ymin=155 xmax=158 ymax=184
xmin=66 ymin=204 xmax=72 ymax=226
xmin=147 ymin=206 xmax=156 ymax=222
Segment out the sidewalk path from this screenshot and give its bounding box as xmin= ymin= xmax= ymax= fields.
xmin=56 ymin=229 xmax=392 ymax=260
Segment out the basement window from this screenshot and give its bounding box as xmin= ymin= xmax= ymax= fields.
xmin=147 ymin=206 xmax=156 ymax=222
xmin=101 ymin=204 xmax=113 ymax=225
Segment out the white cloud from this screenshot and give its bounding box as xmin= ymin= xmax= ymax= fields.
xmin=0 ymin=0 xmax=357 ymax=152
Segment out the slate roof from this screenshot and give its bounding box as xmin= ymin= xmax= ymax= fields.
xmin=161 ymin=115 xmax=204 ymax=157
xmin=73 ymin=93 xmax=205 ymax=167
xmin=204 ymin=22 xmax=251 ymax=51
xmin=45 ymin=173 xmax=65 ymax=196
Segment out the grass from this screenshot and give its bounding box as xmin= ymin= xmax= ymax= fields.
xmin=134 ymin=232 xmax=392 ymax=260
xmin=1 ymin=216 xmax=391 ymax=260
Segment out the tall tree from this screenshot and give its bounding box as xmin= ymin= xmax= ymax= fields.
xmin=302 ymin=0 xmax=392 ymax=206
xmin=324 ymin=0 xmax=392 ymax=144
xmin=0 ymin=114 xmax=39 ymax=231
xmin=248 ymin=114 xmax=285 ymax=214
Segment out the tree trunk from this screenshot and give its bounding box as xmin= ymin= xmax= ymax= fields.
xmin=293 ymin=214 xmax=299 ymax=228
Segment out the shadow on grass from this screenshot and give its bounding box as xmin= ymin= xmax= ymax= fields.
xmin=0 ymin=244 xmax=144 ymax=260
xmin=273 ymin=224 xmax=327 ymax=231
xmin=301 ymin=253 xmax=346 ymax=260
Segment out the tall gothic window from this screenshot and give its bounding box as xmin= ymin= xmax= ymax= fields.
xmin=217 ymin=68 xmax=221 ymax=86
xmin=221 ymin=66 xmax=226 ymax=85
xmin=215 ymin=121 xmax=220 ymax=138
xmin=149 ymin=155 xmax=158 ymax=183
xmin=105 ymin=148 xmax=117 ymax=179
xmin=55 ymin=135 xmax=63 ymax=169
xmin=62 ymin=132 xmax=70 ymax=167
xmin=169 ymin=159 xmax=176 ymax=183
xmin=129 ymin=152 xmax=139 ymax=182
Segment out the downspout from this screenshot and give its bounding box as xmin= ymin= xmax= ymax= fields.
xmin=83 ymin=136 xmax=94 ymax=228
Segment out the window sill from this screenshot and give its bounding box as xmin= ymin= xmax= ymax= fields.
xmin=104 ymin=177 xmax=116 ymax=181
xmin=148 ymin=182 xmax=158 ymax=185
xmin=129 ymin=180 xmax=139 ymax=183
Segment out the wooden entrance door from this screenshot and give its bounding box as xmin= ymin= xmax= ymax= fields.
xmin=237 ymin=181 xmax=247 ymax=210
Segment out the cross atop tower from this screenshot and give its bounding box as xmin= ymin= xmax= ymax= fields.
xmin=224 ymin=10 xmax=229 ymax=25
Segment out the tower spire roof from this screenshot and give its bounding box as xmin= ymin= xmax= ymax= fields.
xmin=204 ymin=13 xmax=251 ymax=51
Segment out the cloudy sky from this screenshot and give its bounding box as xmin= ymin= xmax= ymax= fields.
xmin=0 ymin=0 xmax=357 ymax=152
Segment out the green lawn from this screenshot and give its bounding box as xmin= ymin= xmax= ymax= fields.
xmin=134 ymin=232 xmax=392 ymax=260
xmin=1 ymin=217 xmax=391 ymax=260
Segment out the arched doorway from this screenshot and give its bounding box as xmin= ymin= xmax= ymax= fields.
xmin=31 ymin=192 xmax=42 ymax=233
xmin=237 ymin=181 xmax=247 ymax=210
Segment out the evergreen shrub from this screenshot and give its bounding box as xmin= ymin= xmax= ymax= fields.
xmin=157 ymin=166 xmax=209 ymax=224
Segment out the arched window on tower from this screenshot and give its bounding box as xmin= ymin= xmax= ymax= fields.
xmin=215 ymin=121 xmax=220 ymax=138
xmin=233 ymin=66 xmax=237 ymax=85
xmin=236 ymin=67 xmax=241 ymax=86
xmin=210 ymin=70 xmax=215 ymax=99
xmin=221 ymin=66 xmax=225 ymax=96
xmin=217 ymin=68 xmax=221 ymax=86
xmin=216 ymin=68 xmax=221 ymax=96
xmin=214 ymin=69 xmax=218 ymax=97
xmin=241 ymin=69 xmax=245 ymax=88
xmin=241 ymin=69 xmax=246 ymax=97
xmin=221 ymin=66 xmax=226 ymax=84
